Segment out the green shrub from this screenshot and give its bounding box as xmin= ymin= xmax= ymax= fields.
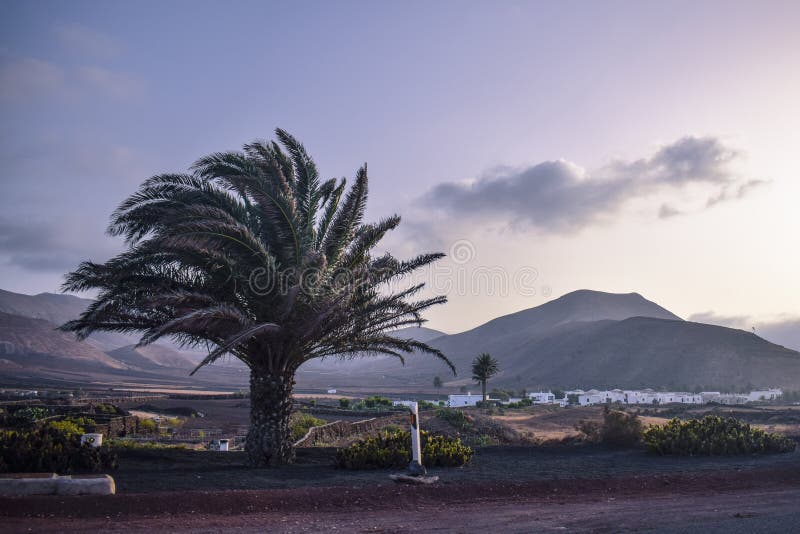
xmin=138 ymin=418 xmax=157 ymax=434
xmin=577 ymin=407 xmax=643 ymax=448
xmin=436 ymin=407 xmax=473 ymax=431
xmin=362 ymin=396 xmax=393 ymax=409
xmin=0 ymin=426 xmax=117 ymax=473
xmin=417 ymin=400 xmax=437 ymax=410
xmin=291 ymin=412 xmax=326 ymax=441
xmin=9 ymin=407 xmax=48 ymax=426
xmin=506 ymin=398 xmax=533 ymax=408
xmin=643 ymin=416 xmax=797 ymax=456
xmin=339 ymin=398 xmax=350 ymax=409
xmin=92 ymin=403 xmax=121 ymax=415
xmin=45 ymin=420 xmax=87 ymax=438
xmin=335 ymin=430 xmax=473 ymax=470
xmin=107 ymin=439 xmax=187 ymax=450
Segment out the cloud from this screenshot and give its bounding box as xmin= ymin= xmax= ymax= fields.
xmin=0 ymin=52 xmax=64 ymax=102
xmin=0 ymin=48 xmax=144 ymax=104
xmin=658 ymin=204 xmax=682 ymax=219
xmin=0 ymin=218 xmax=117 ymax=273
xmin=689 ymin=311 xmax=800 ymax=352
xmin=423 ymin=136 xmax=762 ymax=233
xmin=77 ymin=66 xmax=145 ymax=101
xmin=55 ymin=24 xmax=119 ymax=59
xmin=706 ymin=179 xmax=768 ymax=208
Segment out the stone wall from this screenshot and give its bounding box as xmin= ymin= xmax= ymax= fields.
xmin=294 ymin=415 xmax=406 ymax=447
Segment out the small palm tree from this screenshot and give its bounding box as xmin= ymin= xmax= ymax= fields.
xmin=433 ymin=375 xmax=443 ymax=396
xmin=61 ymin=129 xmax=453 ymax=466
xmin=471 ymin=353 xmax=499 ymax=402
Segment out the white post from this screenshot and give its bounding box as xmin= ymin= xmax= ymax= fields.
xmin=408 ymin=401 xmax=426 ymax=475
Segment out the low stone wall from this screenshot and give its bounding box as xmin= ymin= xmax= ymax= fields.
xmin=296 ymin=405 xmax=403 ymax=418
xmin=0 ymin=474 xmax=115 ymax=496
xmin=294 ymin=414 xmax=406 ymax=447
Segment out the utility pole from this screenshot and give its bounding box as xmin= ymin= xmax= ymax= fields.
xmin=408 ymin=401 xmax=426 ymax=476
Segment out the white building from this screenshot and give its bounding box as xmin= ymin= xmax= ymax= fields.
xmin=447 ymin=393 xmax=486 ymax=407
xmin=747 ymin=389 xmax=782 ymax=402
xmin=527 ymin=391 xmax=557 ymax=404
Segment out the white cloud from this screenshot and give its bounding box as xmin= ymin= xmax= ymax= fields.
xmin=0 ymin=52 xmax=64 ymax=102
xmin=422 ymin=136 xmax=763 ymax=234
xmin=55 ymin=24 xmax=120 ymax=59
xmin=77 ymin=65 xmax=145 ymax=101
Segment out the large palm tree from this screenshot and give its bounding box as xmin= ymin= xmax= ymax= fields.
xmin=60 ymin=129 xmax=453 ymax=466
xmin=471 ymin=353 xmax=499 ymax=402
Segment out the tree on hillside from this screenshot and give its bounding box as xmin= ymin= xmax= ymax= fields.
xmin=471 ymin=353 xmax=499 ymax=402
xmin=433 ymin=375 xmax=443 ymax=396
xmin=60 ymin=128 xmax=453 ymax=466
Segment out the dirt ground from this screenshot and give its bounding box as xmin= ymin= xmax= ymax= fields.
xmin=3 ymin=460 xmax=800 ymax=532
xmin=3 ymin=447 xmax=800 ymax=532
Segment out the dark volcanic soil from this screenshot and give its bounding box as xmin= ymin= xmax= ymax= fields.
xmin=2 ymin=447 xmax=800 ymax=532
xmin=105 ymin=444 xmax=800 ymax=493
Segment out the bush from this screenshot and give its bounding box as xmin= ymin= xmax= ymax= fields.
xmin=45 ymin=419 xmax=90 ymax=438
xmin=361 ymin=396 xmax=393 ymax=409
xmin=643 ymin=416 xmax=797 ymax=456
xmin=0 ymin=426 xmax=117 ymax=474
xmin=9 ymin=407 xmax=48 ymax=426
xmin=416 ymin=400 xmax=438 ymax=410
xmin=577 ymin=407 xmax=643 ymax=448
xmin=106 ymin=439 xmax=187 ymax=450
xmin=291 ymin=412 xmax=326 ymax=441
xmin=506 ymin=398 xmax=533 ymax=408
xmin=339 ymin=398 xmax=350 ymax=409
xmin=92 ymin=403 xmax=121 ymax=415
xmin=436 ymin=407 xmax=473 ymax=431
xmin=138 ymin=418 xmax=158 ymax=434
xmin=335 ymin=430 xmax=473 ymax=470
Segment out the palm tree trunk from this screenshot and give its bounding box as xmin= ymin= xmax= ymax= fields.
xmin=246 ymin=369 xmax=295 ymax=466
xmin=481 ymin=380 xmax=487 ymax=402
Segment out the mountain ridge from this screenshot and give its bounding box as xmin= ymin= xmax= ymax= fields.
xmin=1 ymin=287 xmax=798 ymax=391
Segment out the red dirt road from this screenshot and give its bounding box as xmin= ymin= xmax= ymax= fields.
xmin=3 ymin=465 xmax=800 ymax=533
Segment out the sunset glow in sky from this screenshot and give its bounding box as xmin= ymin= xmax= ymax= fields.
xmin=1 ymin=1 xmax=799 ymax=337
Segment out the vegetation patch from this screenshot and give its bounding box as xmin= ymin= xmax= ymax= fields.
xmin=0 ymin=426 xmax=117 ymax=474
xmin=436 ymin=407 xmax=473 ymax=431
xmin=291 ymin=413 xmax=327 ymax=442
xmin=335 ymin=430 xmax=473 ymax=470
xmin=577 ymin=407 xmax=644 ymax=448
xmin=643 ymin=416 xmax=796 ymax=456
xmin=107 ymin=439 xmax=188 ymax=450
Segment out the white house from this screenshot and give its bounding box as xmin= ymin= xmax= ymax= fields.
xmin=527 ymin=391 xmax=557 ymax=404
xmin=447 ymin=393 xmax=486 ymax=407
xmin=747 ymin=389 xmax=782 ymax=402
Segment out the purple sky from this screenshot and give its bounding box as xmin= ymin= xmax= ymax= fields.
xmin=2 ymin=0 xmax=799 ymax=337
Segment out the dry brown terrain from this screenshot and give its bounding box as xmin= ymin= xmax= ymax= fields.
xmin=3 ymin=458 xmax=800 ymax=533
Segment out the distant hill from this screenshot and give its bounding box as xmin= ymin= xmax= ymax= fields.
xmin=0 ymin=291 xmax=244 ymax=388
xmin=429 ymin=290 xmax=681 ymax=368
xmin=107 ymin=344 xmax=196 ymax=371
xmin=1 ymin=287 xmax=799 ymax=392
xmin=390 ymin=326 xmax=448 ymax=343
xmin=486 ymin=316 xmax=800 ymax=390
xmin=0 ymin=311 xmax=127 ymax=372
xmin=0 ymin=289 xmax=93 ymax=326
xmin=0 ymin=289 xmax=141 ymax=350
xmin=296 ymin=290 xmax=800 ymax=391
